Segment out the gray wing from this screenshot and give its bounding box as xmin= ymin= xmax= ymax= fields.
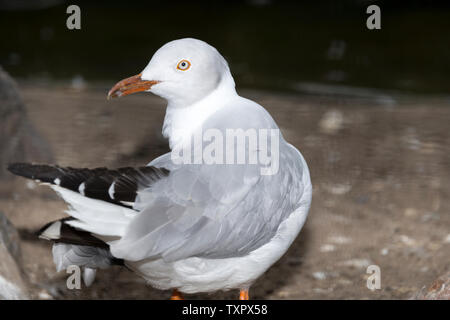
xmin=110 ymin=143 xmax=307 ymax=262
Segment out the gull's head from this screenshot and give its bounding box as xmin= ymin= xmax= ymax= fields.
xmin=108 ymin=38 xmax=234 ymax=106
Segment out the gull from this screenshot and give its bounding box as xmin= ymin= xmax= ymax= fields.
xmin=8 ymin=38 xmax=312 ymax=300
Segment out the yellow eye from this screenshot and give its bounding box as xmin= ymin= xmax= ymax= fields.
xmin=177 ymin=59 xmax=191 ymax=71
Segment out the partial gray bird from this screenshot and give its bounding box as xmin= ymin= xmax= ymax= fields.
xmin=8 ymin=38 xmax=312 ymax=300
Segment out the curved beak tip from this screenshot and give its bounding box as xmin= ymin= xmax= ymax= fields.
xmin=107 ymin=89 xmax=120 ymax=100
xmin=107 ymin=73 xmax=159 ymax=101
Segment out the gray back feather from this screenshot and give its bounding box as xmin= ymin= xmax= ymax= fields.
xmin=110 ymin=101 xmax=310 ymax=262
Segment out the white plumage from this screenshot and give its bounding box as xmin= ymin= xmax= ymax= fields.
xmin=51 ymin=185 xmax=135 ymax=237
xmin=10 ymin=38 xmax=312 ymax=299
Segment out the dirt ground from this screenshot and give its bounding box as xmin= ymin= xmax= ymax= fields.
xmin=1 ymin=83 xmax=449 ymax=299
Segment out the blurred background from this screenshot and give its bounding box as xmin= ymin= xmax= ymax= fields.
xmin=0 ymin=0 xmax=449 ymax=300
xmin=1 ymin=0 xmax=450 ymax=94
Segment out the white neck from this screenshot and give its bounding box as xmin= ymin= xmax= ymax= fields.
xmin=162 ymin=74 xmax=237 ymax=149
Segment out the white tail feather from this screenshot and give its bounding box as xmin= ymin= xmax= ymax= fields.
xmin=51 ymin=185 xmax=136 ymax=237
xmin=83 ymin=268 xmax=97 ymax=287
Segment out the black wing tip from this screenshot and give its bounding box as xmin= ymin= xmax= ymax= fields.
xmin=8 ymin=163 xmax=169 ymax=208
xmin=7 ymin=162 xmax=37 ymax=178
xmin=38 ymin=217 xmax=110 ymax=249
xmin=7 ymin=162 xmax=60 ymax=182
xmin=37 ymin=218 xmax=124 ymax=266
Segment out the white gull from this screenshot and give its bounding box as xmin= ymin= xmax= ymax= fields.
xmin=8 ymin=38 xmax=312 ymax=300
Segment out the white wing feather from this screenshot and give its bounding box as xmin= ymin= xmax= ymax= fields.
xmin=51 ymin=185 xmax=136 ymax=237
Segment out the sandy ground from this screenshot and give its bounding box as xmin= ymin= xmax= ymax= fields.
xmin=1 ymin=83 xmax=449 ymax=299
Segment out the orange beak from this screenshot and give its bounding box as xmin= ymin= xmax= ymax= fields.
xmin=107 ymin=73 xmax=159 ymax=99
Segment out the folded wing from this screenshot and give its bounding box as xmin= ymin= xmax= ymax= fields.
xmin=111 ymin=144 xmax=307 ymax=262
